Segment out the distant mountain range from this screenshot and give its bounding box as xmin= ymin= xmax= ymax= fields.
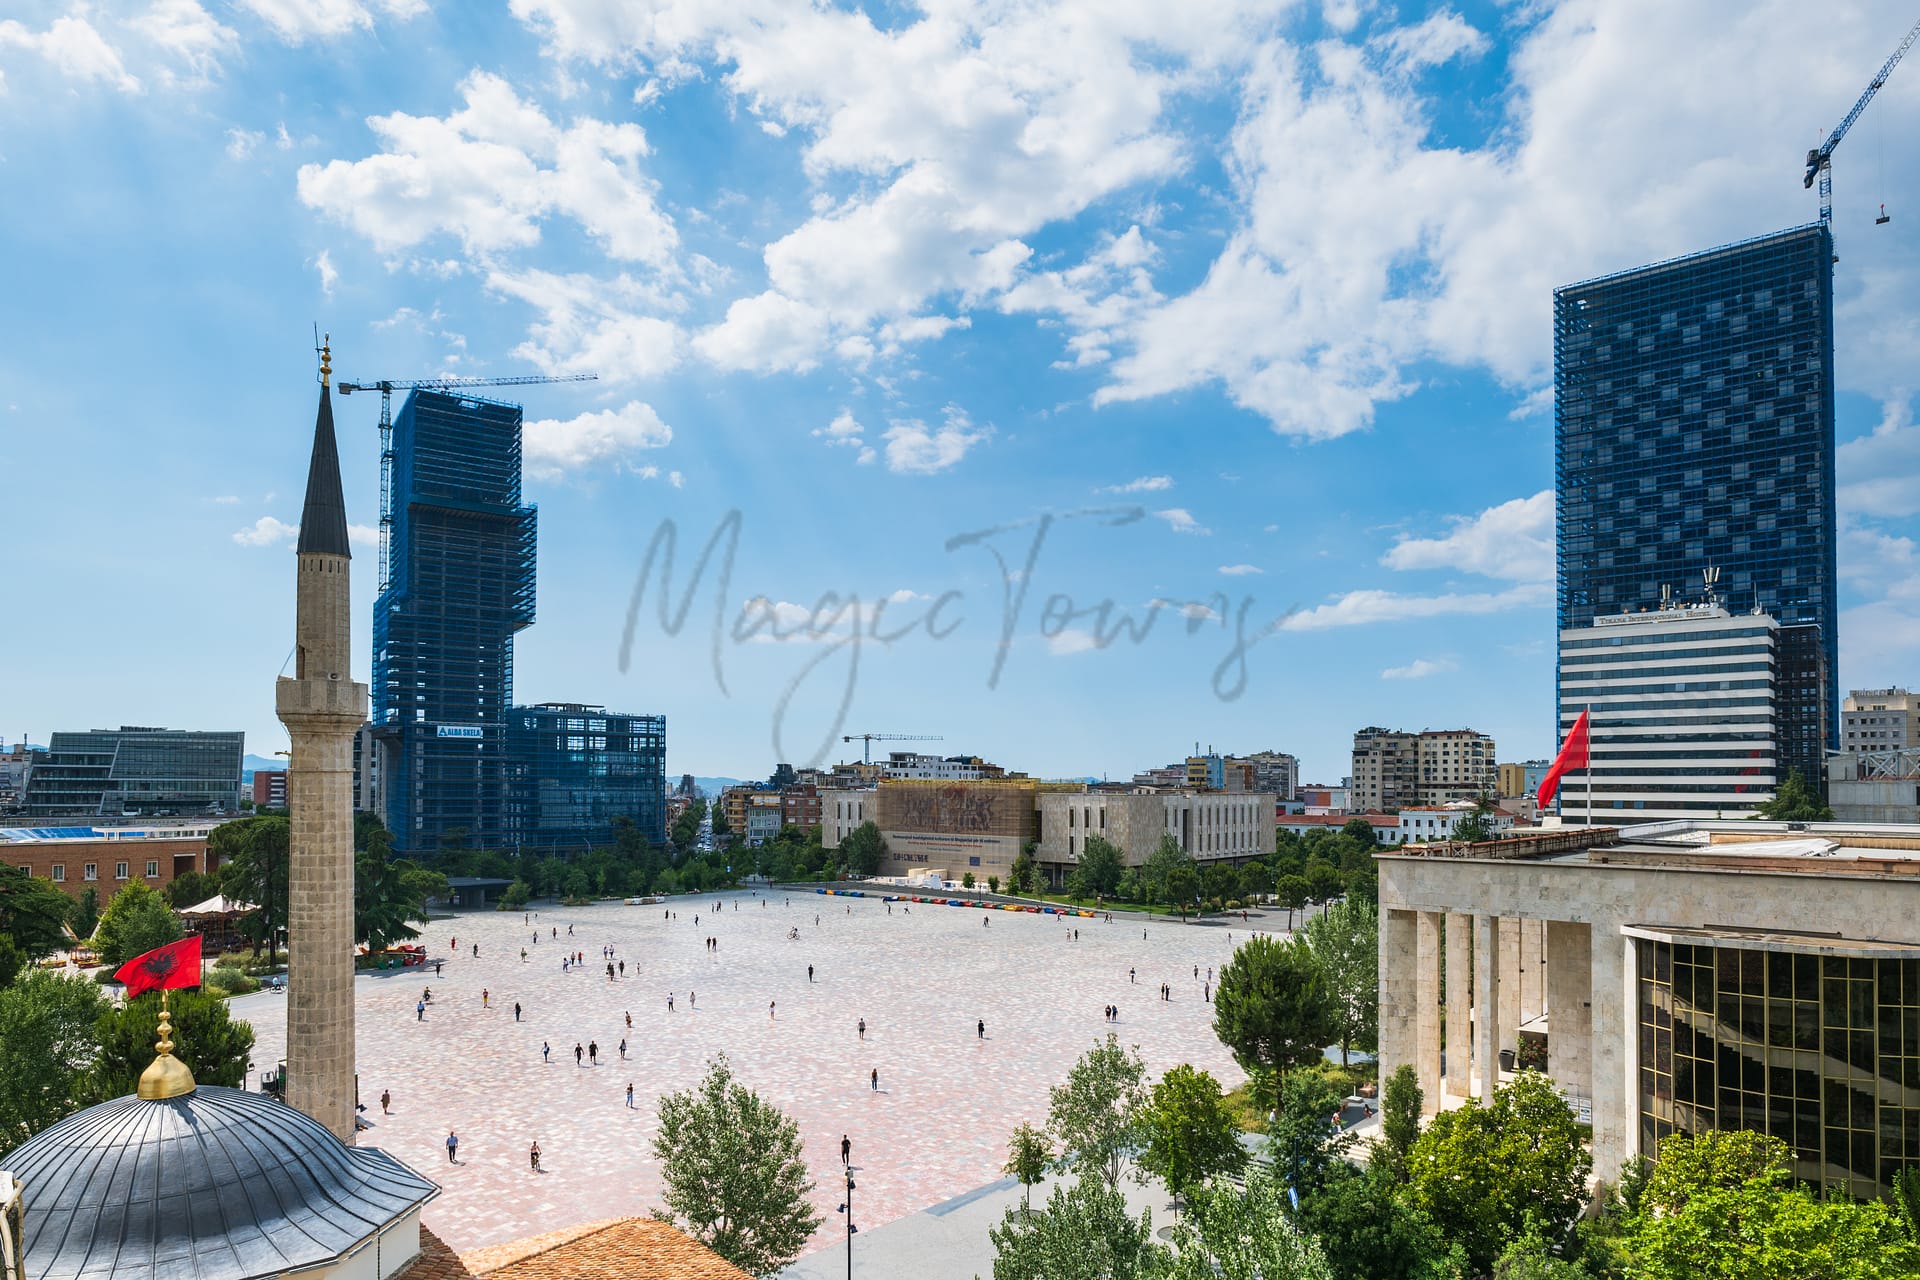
xmin=241 ymin=753 xmax=283 ymax=783
xmin=689 ymin=776 xmax=745 ymax=797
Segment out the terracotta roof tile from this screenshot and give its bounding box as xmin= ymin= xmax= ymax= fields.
xmin=398 ymin=1226 xmax=479 ymax=1280
xmin=460 ymin=1217 xmax=752 ymax=1280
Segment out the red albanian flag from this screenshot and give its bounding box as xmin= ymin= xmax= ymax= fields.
xmin=115 ymin=934 xmax=204 ymax=999
xmin=1536 ymin=709 xmax=1591 ymax=811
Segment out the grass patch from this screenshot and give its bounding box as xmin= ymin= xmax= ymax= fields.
xmin=1221 ymin=1080 xmax=1270 ymax=1133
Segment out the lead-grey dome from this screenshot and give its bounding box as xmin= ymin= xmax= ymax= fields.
xmin=1 ymin=1086 xmax=437 ymax=1280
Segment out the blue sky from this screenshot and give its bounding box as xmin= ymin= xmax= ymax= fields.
xmin=4 ymin=0 xmax=1920 ymax=785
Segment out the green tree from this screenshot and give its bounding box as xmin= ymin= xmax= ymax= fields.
xmin=501 ymin=879 xmax=531 ymax=909
xmin=841 ymin=821 xmax=887 ymax=876
xmin=0 ymin=970 xmax=107 ymax=1145
xmin=1630 ymin=1169 xmax=1920 ymax=1279
xmin=1238 ymin=862 xmax=1273 ymax=903
xmin=563 ymin=868 xmax=591 ymax=901
xmin=1074 ymin=836 xmax=1125 ymax=899
xmin=1492 ymin=1218 xmax=1591 ymax=1280
xmin=1753 ymin=768 xmax=1833 ymax=822
xmin=92 ymin=881 xmax=184 ymax=969
xmin=68 ymin=885 xmax=101 ymax=941
xmin=1302 ymin=897 xmax=1379 ymax=1065
xmin=1047 ymin=1032 xmax=1149 ymax=1191
xmin=963 ymin=872 xmax=977 ymax=890
xmin=0 ymin=936 xmax=24 ymax=990
xmin=1137 ymin=1064 xmax=1247 ymax=1210
xmin=988 ymin=875 xmax=1000 ymax=894
xmin=1158 ymin=1167 xmax=1337 ymax=1280
xmin=1405 ymin=1073 xmax=1592 ymax=1275
xmin=1213 ymin=934 xmax=1335 ymax=1092
xmin=1376 ymin=1064 xmax=1423 ymax=1182
xmin=217 ymin=816 xmax=290 ymax=965
xmin=1166 ymin=860 xmax=1200 ymax=920
xmin=1003 ymin=1122 xmax=1052 ymax=1212
xmin=1142 ymin=836 xmax=1188 ymax=905
xmin=0 ymin=866 xmax=76 ymax=958
xmin=91 ymin=988 xmax=256 ymax=1099
xmin=354 ymin=851 xmax=428 ymax=952
xmin=1304 ymin=859 xmax=1344 ymax=903
xmin=986 ymin=1175 xmax=1165 ymax=1280
xmin=163 ymin=870 xmax=221 ymax=910
xmin=651 ymin=1054 xmax=822 ymax=1277
xmin=1296 ymin=1164 xmax=1461 ymax=1280
xmin=1009 ymin=848 xmax=1037 ymax=895
xmin=1268 ymin=1070 xmax=1350 ymax=1202
xmin=1340 ymin=817 xmax=1378 ymax=848
xmin=1275 ymin=875 xmax=1310 ymax=930
xmin=1640 ymin=1129 xmax=1790 ymax=1216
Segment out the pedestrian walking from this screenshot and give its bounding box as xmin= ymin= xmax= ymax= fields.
xmin=1130 ymin=967 xmax=1136 ymax=984
xmin=472 ymin=944 xmax=478 ymax=957
xmin=808 ymin=964 xmax=814 ymax=982
xmin=619 ymin=1037 xmax=627 ymax=1060
xmin=446 ymin=1131 xmax=458 ymax=1163
xmin=530 ymin=1141 xmax=541 ymax=1172
xmin=514 ymin=1002 xmax=522 ymax=1022
xmin=436 ymin=961 xmax=443 ymax=976
xmin=416 ymin=1000 xmax=425 ymax=1020
xmin=589 ymin=1040 xmax=599 ymax=1065
xmin=626 ymin=1011 xmax=632 ymax=1029
xmin=858 ymin=1018 xmax=866 ymax=1039
xmin=626 ymin=1082 xmax=635 ymax=1108
xmin=871 ymin=1068 xmax=878 ymax=1091
xmin=380 ymin=1089 xmax=391 ymax=1115
xmin=841 ymin=1134 xmax=851 ymax=1165
xmin=543 ymin=1041 xmax=550 ymax=1062
xmin=482 ymin=989 xmax=489 ymax=1008
xmin=770 ymin=1000 xmax=776 ymax=1020
xmin=690 ymin=991 xmax=695 ymax=1008
xmin=977 ymin=1019 xmax=985 ymax=1039
xmin=668 ymin=993 xmax=675 ymax=1012
xmin=574 ymin=1042 xmax=584 ymax=1066
xmin=618 ymin=960 xmax=625 ymax=976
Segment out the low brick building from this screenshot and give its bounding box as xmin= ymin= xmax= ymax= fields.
xmin=0 ymin=821 xmax=222 ymax=897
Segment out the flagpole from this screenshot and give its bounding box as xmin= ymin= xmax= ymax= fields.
xmin=1584 ymin=703 xmax=1591 ymax=827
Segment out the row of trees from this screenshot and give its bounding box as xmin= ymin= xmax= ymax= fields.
xmin=1047 ymin=820 xmax=1382 ymax=919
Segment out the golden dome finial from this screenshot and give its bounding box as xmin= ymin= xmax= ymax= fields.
xmin=320 ymin=334 xmax=332 ymax=389
xmin=137 ymin=991 xmax=197 ymax=1100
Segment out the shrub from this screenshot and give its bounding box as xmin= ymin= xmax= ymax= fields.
xmin=213 ymin=953 xmax=246 ymax=970
xmin=1226 ymin=898 xmax=1243 ymax=910
xmin=204 ymin=965 xmax=259 ymax=996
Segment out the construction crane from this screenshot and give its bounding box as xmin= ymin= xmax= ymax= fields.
xmin=1804 ymin=16 xmax=1920 ymax=245
xmin=842 ymin=733 xmax=943 ymax=765
xmin=337 ymin=373 xmax=598 ymax=591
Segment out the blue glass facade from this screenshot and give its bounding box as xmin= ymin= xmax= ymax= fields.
xmin=369 ymin=391 xmax=666 ymax=855
xmin=1554 ymin=225 xmax=1838 ymax=773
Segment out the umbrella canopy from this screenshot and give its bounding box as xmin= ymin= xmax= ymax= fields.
xmin=177 ymin=894 xmax=258 ymax=916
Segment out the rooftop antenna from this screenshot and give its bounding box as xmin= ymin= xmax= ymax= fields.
xmin=1703 ymin=566 xmax=1721 ymax=609
xmin=312 ymin=324 xmax=328 ymax=384
xmin=1659 ymin=583 xmax=1673 ymax=610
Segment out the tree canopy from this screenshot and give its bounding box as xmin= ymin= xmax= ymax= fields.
xmin=1136 ymin=1064 xmax=1246 ymax=1208
xmin=92 ymin=881 xmax=183 ymax=969
xmin=1212 ymin=934 xmax=1335 ymax=1088
xmin=1047 ymin=1033 xmax=1148 ymax=1190
xmin=0 ymin=970 xmax=109 ymax=1146
xmin=92 ymin=989 xmax=256 ymax=1100
xmin=1301 ymin=898 xmax=1378 ymax=1064
xmin=215 ymin=816 xmax=290 ymax=964
xmin=1753 ymin=769 xmax=1834 ymax=822
xmin=0 ymin=866 xmax=77 ymax=959
xmin=1072 ymin=836 xmax=1125 ymax=899
xmin=650 ymin=1055 xmax=822 ymax=1277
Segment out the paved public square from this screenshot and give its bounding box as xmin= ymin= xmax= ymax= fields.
xmin=234 ymin=891 xmax=1264 ymax=1255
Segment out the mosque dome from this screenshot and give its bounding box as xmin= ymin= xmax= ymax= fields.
xmin=1 ymin=1086 xmax=437 ymax=1280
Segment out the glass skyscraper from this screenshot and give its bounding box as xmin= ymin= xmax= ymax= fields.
xmin=369 ymin=391 xmax=666 ymax=855
xmin=1554 ymin=225 xmax=1839 ymax=777
xmin=21 ymin=727 xmax=244 ymax=818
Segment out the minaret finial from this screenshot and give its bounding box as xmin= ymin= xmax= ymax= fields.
xmin=320 ymin=334 xmax=332 ymax=388
xmin=137 ymin=989 xmax=197 ymax=1100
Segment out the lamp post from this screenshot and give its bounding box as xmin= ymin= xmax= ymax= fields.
xmin=836 ymin=1168 xmax=857 ymax=1280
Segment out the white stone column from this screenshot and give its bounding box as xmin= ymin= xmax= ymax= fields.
xmin=1475 ymin=914 xmax=1503 ymax=1103
xmin=1588 ymin=925 xmax=1632 ymax=1182
xmin=1379 ymin=908 xmax=1419 ymax=1099
xmin=1518 ymin=918 xmax=1545 ymax=1027
xmin=1416 ymin=911 xmax=1443 ymax=1114
xmin=1445 ymin=912 xmax=1472 ymax=1100
xmin=1499 ymin=914 xmax=1523 ymax=1059
xmin=1546 ymin=920 xmax=1592 ymax=1100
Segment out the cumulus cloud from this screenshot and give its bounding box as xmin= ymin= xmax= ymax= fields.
xmin=311 ymin=249 xmax=338 ymax=296
xmin=225 ymin=127 xmax=263 ymax=160
xmin=233 ymin=516 xmax=297 ymax=546
xmin=1838 ymin=399 xmax=1920 ymax=518
xmin=881 ymin=407 xmax=991 ymax=475
xmin=737 ymin=588 xmax=931 ymax=643
xmin=813 ymin=410 xmax=878 ymax=466
xmin=298 ymin=71 xmax=679 ymax=267
xmin=1153 ymin=508 xmax=1210 ymax=535
xmin=522 ymin=401 xmax=673 ymax=480
xmin=487 ymin=267 xmax=682 ymax=383
xmin=1048 ymin=628 xmax=1101 ymax=656
xmin=348 ymin=524 xmax=379 ymax=549
xmin=1381 ymin=657 xmax=1456 ymax=680
xmin=0 ymin=14 xmax=141 ymax=92
xmin=1096 ymin=475 xmax=1173 ymax=495
xmin=1384 ymin=490 xmax=1554 ymax=582
xmin=1218 ymin=563 xmax=1263 ymax=576
xmin=693 ymin=291 xmax=829 ymax=373
xmin=1282 ymin=583 xmax=1549 ymax=630
xmin=133 ymin=0 xmax=237 ymax=84
xmin=233 ymin=0 xmax=424 ymax=43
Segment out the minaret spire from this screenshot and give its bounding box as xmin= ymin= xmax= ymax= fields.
xmin=297 ymin=337 xmax=352 ymax=559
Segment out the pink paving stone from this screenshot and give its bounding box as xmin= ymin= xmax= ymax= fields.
xmin=236 ymin=892 xmax=1260 ymax=1254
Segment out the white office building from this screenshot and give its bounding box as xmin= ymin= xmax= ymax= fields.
xmin=1557 ymin=605 xmax=1778 ymax=823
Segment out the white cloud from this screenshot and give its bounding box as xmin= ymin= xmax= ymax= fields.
xmin=348 ymin=524 xmax=379 ymax=549
xmin=1152 ymin=508 xmax=1210 ymax=536
xmin=0 ymin=15 xmax=141 ymax=93
xmin=487 ymin=267 xmax=682 ymax=383
xmin=1095 ymin=475 xmax=1173 ymax=495
xmin=1218 ymin=563 xmax=1263 ymax=576
xmin=210 ymin=494 xmax=240 ymax=504
xmin=232 ymin=516 xmax=297 ymax=547
xmin=812 ymin=409 xmax=879 ymax=465
xmin=1381 ymin=657 xmax=1456 ymax=680
xmin=1838 ymin=399 xmax=1920 ymax=518
xmin=311 ymin=249 xmax=338 ymax=296
xmin=1282 ymin=583 xmax=1549 ymax=630
xmin=225 ymin=127 xmax=263 ymax=160
xmin=233 ymin=0 xmax=424 ymax=43
xmin=298 ymin=71 xmax=679 ymax=268
xmin=523 ymin=401 xmax=673 ymax=480
xmin=1384 ymin=490 xmax=1554 ymax=582
xmin=1048 ymin=628 xmax=1101 ymax=656
xmin=738 ymin=588 xmax=930 ymax=643
xmin=133 ymin=0 xmax=237 ymax=83
xmin=881 ymin=406 xmax=991 ymax=475
xmin=693 ymin=291 xmax=829 ymax=373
